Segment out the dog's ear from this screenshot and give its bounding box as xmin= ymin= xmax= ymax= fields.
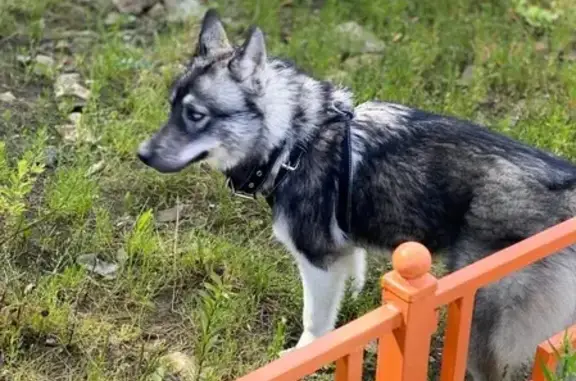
xmin=229 ymin=26 xmax=267 ymax=84
xmin=196 ymin=9 xmax=231 ymax=57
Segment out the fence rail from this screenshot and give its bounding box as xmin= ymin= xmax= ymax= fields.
xmin=237 ymin=217 xmax=576 ymax=381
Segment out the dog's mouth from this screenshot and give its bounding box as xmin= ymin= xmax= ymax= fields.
xmin=188 ymin=151 xmax=209 ymax=165
xmin=138 ymin=151 xmax=209 ymax=173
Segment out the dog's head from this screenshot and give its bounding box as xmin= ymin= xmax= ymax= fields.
xmin=137 ymin=9 xmax=275 ymax=173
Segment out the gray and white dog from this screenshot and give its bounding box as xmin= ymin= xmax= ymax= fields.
xmin=137 ymin=9 xmax=576 ymax=381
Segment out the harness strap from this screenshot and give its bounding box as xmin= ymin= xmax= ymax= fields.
xmin=336 ymin=120 xmax=353 ymax=235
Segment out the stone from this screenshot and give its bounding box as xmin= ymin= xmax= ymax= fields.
xmin=156 ymin=204 xmax=186 ymax=223
xmin=0 ymin=92 xmax=17 ymax=103
xmin=76 ymin=254 xmax=119 ymax=279
xmin=54 ymin=73 xmax=91 ymax=100
xmin=164 ymin=0 xmax=207 ymax=23
xmin=33 ymin=54 xmax=56 ymax=76
xmin=147 ymin=3 xmax=166 ymax=19
xmin=55 ymin=124 xmax=78 ymax=142
xmin=44 ymin=146 xmax=58 ymax=168
xmin=68 ymin=112 xmax=82 ymax=126
xmin=458 ymin=64 xmax=476 ymax=86
xmin=86 ymin=160 xmax=106 ymax=176
xmin=104 ymin=12 xmax=122 ymax=25
xmin=334 ymin=21 xmax=385 ymax=54
xmin=113 ymin=0 xmax=157 ymax=14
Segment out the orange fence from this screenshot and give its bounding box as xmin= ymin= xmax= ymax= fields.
xmin=236 ymin=217 xmax=576 ymax=381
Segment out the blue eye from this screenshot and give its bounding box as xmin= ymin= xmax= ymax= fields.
xmin=185 ymin=107 xmax=206 ymax=122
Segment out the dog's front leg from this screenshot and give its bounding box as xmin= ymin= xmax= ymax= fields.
xmin=278 ymin=252 xmax=349 ymax=356
xmin=298 ymin=254 xmax=349 ymax=347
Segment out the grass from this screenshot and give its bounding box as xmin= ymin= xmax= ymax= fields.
xmin=0 ymin=0 xmax=575 ymax=380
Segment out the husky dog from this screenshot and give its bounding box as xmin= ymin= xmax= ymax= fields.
xmin=137 ymin=9 xmax=576 ymax=381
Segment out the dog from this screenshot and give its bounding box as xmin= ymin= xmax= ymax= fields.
xmin=137 ymin=9 xmax=576 ymax=380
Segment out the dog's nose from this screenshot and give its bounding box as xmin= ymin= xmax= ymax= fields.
xmin=137 ymin=150 xmax=152 ymax=165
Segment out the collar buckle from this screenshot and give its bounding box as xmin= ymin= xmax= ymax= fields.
xmin=225 ymin=177 xmax=257 ymax=200
xmin=281 ymin=159 xmax=299 ymax=171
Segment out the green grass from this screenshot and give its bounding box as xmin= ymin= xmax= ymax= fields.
xmin=1 ymin=0 xmax=575 ymax=380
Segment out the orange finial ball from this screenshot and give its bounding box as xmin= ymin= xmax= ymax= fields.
xmin=392 ymin=241 xmax=432 ymax=280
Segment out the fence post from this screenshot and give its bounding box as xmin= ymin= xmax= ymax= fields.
xmin=376 ymin=241 xmax=439 ymax=381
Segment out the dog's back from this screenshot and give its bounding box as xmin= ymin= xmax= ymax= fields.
xmin=349 ymin=100 xmax=576 ymax=255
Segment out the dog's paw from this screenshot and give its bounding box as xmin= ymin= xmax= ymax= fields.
xmin=278 ymin=347 xmax=296 ymax=357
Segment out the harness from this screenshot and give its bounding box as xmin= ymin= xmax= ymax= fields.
xmin=226 ymin=106 xmax=355 ymax=235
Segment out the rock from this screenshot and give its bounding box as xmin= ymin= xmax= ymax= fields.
xmin=104 ymin=12 xmax=137 ymax=26
xmin=105 ymin=12 xmax=122 ymax=25
xmin=55 ymin=124 xmax=79 ymax=142
xmin=33 ymin=54 xmax=56 ymax=76
xmin=34 ymin=55 xmax=55 ymax=66
xmin=334 ymin=21 xmax=385 ymax=54
xmin=164 ymin=0 xmax=207 ymax=23
xmin=44 ymin=146 xmax=58 ymax=168
xmin=156 ymin=204 xmax=186 ymax=223
xmin=121 ymin=32 xmax=134 ymax=42
xmin=147 ymin=3 xmax=166 ymax=19
xmin=0 ymin=92 xmax=17 ymax=103
xmin=116 ymin=248 xmax=128 ymax=264
xmin=16 ymin=55 xmax=32 ymax=65
xmin=55 ymin=123 xmax=98 ymax=144
xmin=45 ymin=335 xmax=58 ymax=347
xmin=86 ymin=160 xmax=105 ymax=176
xmin=55 ymin=40 xmax=71 ymax=51
xmin=76 ymin=254 xmax=119 ymax=279
xmin=54 ymin=73 xmax=91 ymax=100
xmin=458 ymin=64 xmax=476 ymax=86
xmin=113 ymin=0 xmax=157 ymax=14
xmin=68 ymin=112 xmax=82 ymax=126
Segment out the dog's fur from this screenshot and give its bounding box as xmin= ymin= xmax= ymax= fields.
xmin=137 ymin=9 xmax=576 ymax=380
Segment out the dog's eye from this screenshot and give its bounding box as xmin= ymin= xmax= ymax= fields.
xmin=185 ymin=108 xmax=206 ymax=123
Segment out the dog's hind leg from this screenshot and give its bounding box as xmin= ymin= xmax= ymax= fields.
xmin=466 ymin=247 xmax=576 ymax=381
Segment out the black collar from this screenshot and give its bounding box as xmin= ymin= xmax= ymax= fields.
xmin=225 ymin=142 xmax=306 ymax=201
xmin=225 ymin=106 xmax=355 ymax=234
